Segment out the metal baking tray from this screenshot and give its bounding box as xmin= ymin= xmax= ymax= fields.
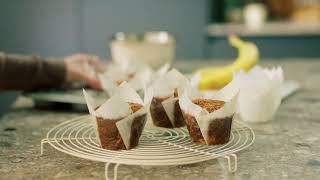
xmin=24 ymin=80 xmax=300 ymax=112
xmin=24 ymin=88 xmax=105 ymax=112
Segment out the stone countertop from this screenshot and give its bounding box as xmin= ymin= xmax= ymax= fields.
xmin=1 ymin=59 xmax=320 ymax=180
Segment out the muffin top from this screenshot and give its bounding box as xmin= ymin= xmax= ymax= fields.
xmin=173 ymin=88 xmax=178 ymax=98
xmin=128 ymin=73 xmax=135 ymax=80
xmin=115 ymin=73 xmax=136 ymax=85
xmin=192 ymin=99 xmax=225 ymax=113
xmin=95 ymin=102 xmax=142 ymax=114
xmin=115 ymin=80 xmax=125 ymax=85
xmin=128 ymin=102 xmax=143 ymax=113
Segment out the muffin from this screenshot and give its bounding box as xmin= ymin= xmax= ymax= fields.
xmin=83 ymin=83 xmax=153 ymax=151
xmin=150 ymin=89 xmax=185 ymax=128
xmin=99 ymin=64 xmax=155 ymax=98
xmin=95 ymin=103 xmax=146 ymax=150
xmin=182 ymin=99 xmax=233 ymax=145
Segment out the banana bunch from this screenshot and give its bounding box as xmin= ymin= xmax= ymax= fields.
xmin=195 ymin=35 xmax=259 ymax=90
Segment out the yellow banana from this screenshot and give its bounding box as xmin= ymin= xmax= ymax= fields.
xmin=195 ymin=35 xmax=259 ymax=90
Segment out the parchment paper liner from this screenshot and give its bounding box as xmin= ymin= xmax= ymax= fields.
xmin=99 ymin=62 xmax=170 ymax=97
xmin=150 ymin=69 xmax=189 ymax=128
xmin=179 ymin=84 xmax=239 ymax=145
xmin=83 ymin=82 xmax=153 ymax=150
xmin=231 ymin=66 xmax=284 ymax=123
xmin=191 ymin=65 xmax=284 ymax=123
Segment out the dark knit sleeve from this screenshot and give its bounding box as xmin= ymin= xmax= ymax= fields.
xmin=0 ymin=52 xmax=66 ymax=90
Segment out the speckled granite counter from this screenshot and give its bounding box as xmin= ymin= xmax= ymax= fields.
xmin=0 ymin=59 xmax=320 ymax=180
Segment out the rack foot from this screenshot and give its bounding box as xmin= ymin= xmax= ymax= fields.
xmin=40 ymin=139 xmax=49 ymax=156
xmin=224 ymin=154 xmax=237 ymax=173
xmin=105 ymin=162 xmax=120 ymax=180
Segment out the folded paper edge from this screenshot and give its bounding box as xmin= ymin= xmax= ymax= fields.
xmin=117 ymin=82 xmax=144 ymax=104
xmin=161 ymin=96 xmax=177 ymax=126
xmin=82 ymin=89 xmax=97 ymax=116
xmin=115 ymin=86 xmax=153 ymax=149
xmin=95 ymin=94 xmax=132 ymax=119
xmin=115 ymin=102 xmax=149 ymax=149
xmin=98 ymin=74 xmax=118 ymax=97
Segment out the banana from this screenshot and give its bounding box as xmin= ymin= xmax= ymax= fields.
xmin=195 ymin=35 xmax=259 ymax=90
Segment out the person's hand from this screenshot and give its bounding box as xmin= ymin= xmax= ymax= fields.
xmin=64 ymin=54 xmax=107 ymax=89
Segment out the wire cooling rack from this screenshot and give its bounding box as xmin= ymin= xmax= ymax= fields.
xmin=41 ymin=115 xmax=255 ymax=180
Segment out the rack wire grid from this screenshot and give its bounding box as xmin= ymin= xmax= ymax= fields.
xmin=41 ymin=115 xmax=255 ymax=180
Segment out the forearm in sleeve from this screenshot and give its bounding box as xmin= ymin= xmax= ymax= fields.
xmin=0 ymin=52 xmax=66 ymax=90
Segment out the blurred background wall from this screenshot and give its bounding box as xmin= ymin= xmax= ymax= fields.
xmin=0 ymin=0 xmax=319 ymax=59
xmin=0 ymin=0 xmax=208 ymax=59
xmin=0 ymin=1 xmax=80 ymax=57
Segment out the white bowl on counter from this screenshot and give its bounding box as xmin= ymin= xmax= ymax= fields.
xmin=110 ymin=31 xmax=175 ymax=69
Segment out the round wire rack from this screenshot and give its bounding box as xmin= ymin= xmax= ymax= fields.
xmin=41 ymin=115 xmax=255 ymax=180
